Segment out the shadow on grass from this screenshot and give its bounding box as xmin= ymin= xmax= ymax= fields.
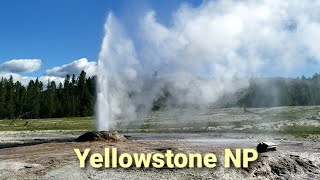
xmin=0 ymin=138 xmax=75 ymax=149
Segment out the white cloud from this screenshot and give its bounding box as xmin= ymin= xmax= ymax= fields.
xmin=0 ymin=59 xmax=63 ymax=86
xmin=0 ymin=59 xmax=41 ymax=73
xmin=0 ymin=58 xmax=91 ymax=86
xmin=38 ymin=76 xmax=65 ymax=86
xmin=45 ymin=58 xmax=97 ymax=77
xmin=0 ymin=72 xmax=64 ymax=87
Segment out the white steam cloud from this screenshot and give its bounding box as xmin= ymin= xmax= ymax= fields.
xmin=141 ymin=0 xmax=320 ymax=77
xmin=97 ymin=0 xmax=320 ymax=129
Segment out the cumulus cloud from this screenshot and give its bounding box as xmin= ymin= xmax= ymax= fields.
xmin=0 ymin=59 xmax=42 ymax=73
xmin=45 ymin=58 xmax=97 ymax=77
xmin=0 ymin=58 xmax=92 ymax=86
xmin=0 ymin=59 xmax=64 ymax=86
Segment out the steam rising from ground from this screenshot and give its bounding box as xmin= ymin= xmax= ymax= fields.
xmin=97 ymin=0 xmax=320 ymax=130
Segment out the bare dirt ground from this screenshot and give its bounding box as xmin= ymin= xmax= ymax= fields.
xmin=0 ymin=131 xmax=319 ymax=180
xmin=0 ymin=107 xmax=320 ymax=179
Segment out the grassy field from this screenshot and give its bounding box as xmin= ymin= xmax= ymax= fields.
xmin=0 ymin=117 xmax=94 ymax=131
xmin=118 ymin=106 xmax=320 ymax=136
xmin=0 ymin=106 xmax=319 ymax=137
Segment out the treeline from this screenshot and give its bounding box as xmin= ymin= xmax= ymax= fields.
xmin=2 ymin=70 xmax=320 ymax=119
xmin=152 ymin=73 xmax=320 ymax=109
xmin=236 ymin=74 xmax=320 ymax=107
xmin=0 ymin=71 xmax=95 ymax=119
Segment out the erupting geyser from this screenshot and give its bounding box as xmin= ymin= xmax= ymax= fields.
xmin=96 ymin=53 xmax=110 ymax=131
xmin=76 ymin=14 xmax=119 ymax=142
xmin=95 ymin=12 xmax=135 ymax=131
xmin=96 ymin=14 xmax=114 ymax=131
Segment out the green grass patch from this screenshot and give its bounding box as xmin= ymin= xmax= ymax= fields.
xmin=0 ymin=117 xmax=94 ymax=131
xmin=282 ymin=125 xmax=320 ymax=136
xmin=271 ymin=106 xmax=320 ymax=121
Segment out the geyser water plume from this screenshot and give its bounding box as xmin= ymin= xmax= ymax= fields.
xmin=96 ymin=67 xmax=110 ymax=131
xmin=96 ymin=12 xmax=143 ymax=131
xmin=96 ymin=14 xmax=112 ymax=131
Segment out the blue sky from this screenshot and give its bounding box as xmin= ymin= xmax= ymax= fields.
xmin=0 ymin=0 xmax=201 ymax=77
xmin=0 ymin=0 xmax=319 ymax=83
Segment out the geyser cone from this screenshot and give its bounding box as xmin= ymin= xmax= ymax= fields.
xmin=76 ymin=131 xmax=127 ymax=142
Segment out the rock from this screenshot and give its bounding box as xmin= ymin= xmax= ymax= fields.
xmin=75 ymin=131 xmax=127 ymax=142
xmin=257 ymin=142 xmax=277 ymax=153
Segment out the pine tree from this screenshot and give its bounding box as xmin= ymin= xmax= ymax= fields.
xmin=56 ymin=82 xmax=64 ymax=117
xmin=14 ymin=81 xmax=26 ymax=118
xmin=0 ymin=78 xmax=7 ymax=119
xmin=25 ymin=80 xmax=35 ymax=118
xmin=78 ymin=71 xmax=93 ymax=116
xmin=4 ymin=76 xmax=15 ymax=119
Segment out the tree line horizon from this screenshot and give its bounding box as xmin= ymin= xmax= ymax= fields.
xmin=0 ymin=70 xmax=95 ymax=119
xmin=0 ymin=70 xmax=320 ymax=120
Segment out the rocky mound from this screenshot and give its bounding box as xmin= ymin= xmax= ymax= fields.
xmin=75 ymin=131 xmax=127 ymax=142
xmin=249 ymin=154 xmax=320 ymax=179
